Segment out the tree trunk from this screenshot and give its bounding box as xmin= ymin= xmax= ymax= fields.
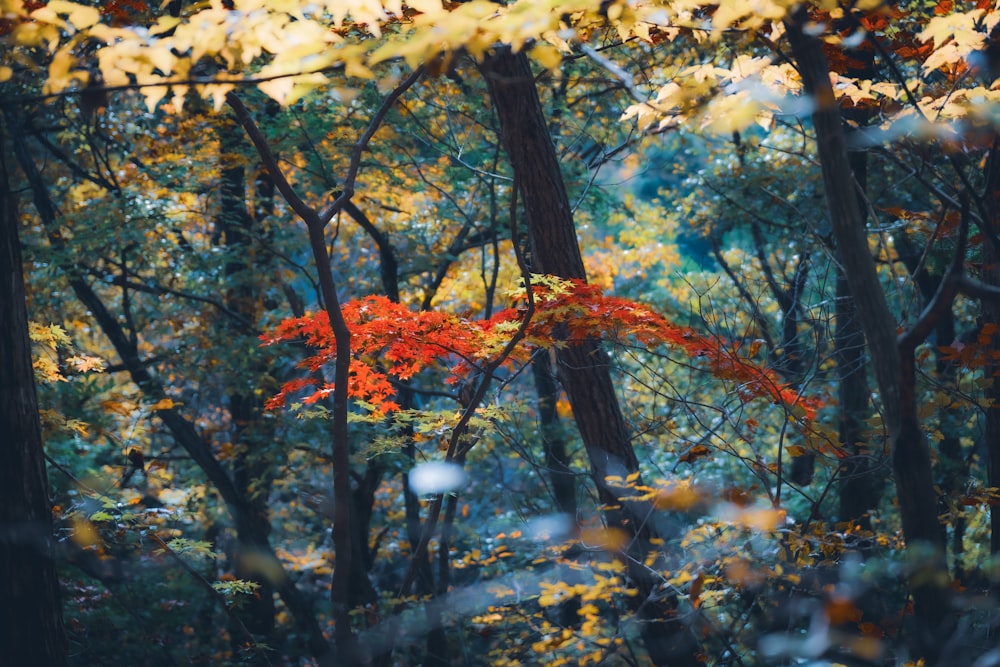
xmin=786 ymin=11 xmax=951 ymax=660
xmin=981 ymin=144 xmax=1000 ymax=565
xmin=532 ymin=351 xmax=577 ymax=517
xmin=217 ymin=116 xmax=276 ymax=642
xmin=895 ymin=229 xmax=966 ymax=572
xmin=0 ymin=115 xmax=68 ymax=667
xmin=479 ymin=47 xmax=701 ymax=667
xmin=835 ymin=265 xmax=879 ymax=528
xmin=836 ymin=149 xmax=879 ymax=529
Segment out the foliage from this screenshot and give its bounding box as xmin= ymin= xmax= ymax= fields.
xmin=6 ymin=0 xmax=1000 ymax=665
xmin=264 ymin=276 xmax=818 ymax=422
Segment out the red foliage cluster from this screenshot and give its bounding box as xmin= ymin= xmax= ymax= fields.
xmin=101 ymin=0 xmax=149 ymax=26
xmin=262 ymin=280 xmax=819 ymax=419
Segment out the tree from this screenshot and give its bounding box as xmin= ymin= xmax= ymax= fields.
xmin=479 ymin=46 xmax=701 ymax=665
xmin=0 ymin=112 xmax=68 ymax=667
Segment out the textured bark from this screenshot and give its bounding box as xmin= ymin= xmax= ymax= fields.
xmin=0 ymin=114 xmax=68 ymax=667
xmin=787 ymin=11 xmax=951 ymax=660
xmin=479 ymin=48 xmax=639 ymax=488
xmin=480 ymin=47 xmax=700 ymax=667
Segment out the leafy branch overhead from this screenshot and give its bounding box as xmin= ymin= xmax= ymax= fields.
xmin=3 ymin=0 xmax=997 ymax=129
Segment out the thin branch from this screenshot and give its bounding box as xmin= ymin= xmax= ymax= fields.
xmin=96 ymin=271 xmax=257 ymax=330
xmin=899 ymin=196 xmax=969 ymax=353
xmin=709 ymin=235 xmax=776 ymax=350
xmin=957 ymin=274 xmax=1000 ymax=301
xmin=226 ymin=93 xmax=320 ymax=226
xmin=147 ymin=534 xmax=272 ymax=666
xmin=319 ymin=66 xmax=425 ymax=225
xmin=398 ymin=173 xmax=534 ymax=600
xmin=579 ymin=44 xmax=659 ymax=109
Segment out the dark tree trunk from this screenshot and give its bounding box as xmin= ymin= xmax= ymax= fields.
xmin=532 ymin=351 xmax=577 ymax=517
xmin=835 ymin=265 xmax=878 ymax=528
xmin=479 ymin=47 xmax=701 ymax=667
xmin=982 ymin=144 xmax=1000 ymax=564
xmin=225 ymin=92 xmax=362 ymax=663
xmin=787 ymin=12 xmax=952 ymax=661
xmin=217 ymin=117 xmax=276 ymax=641
xmin=895 ymin=229 xmax=965 ymax=572
xmin=0 ymin=116 xmax=68 ymax=667
xmin=836 ymin=149 xmax=879 ymax=529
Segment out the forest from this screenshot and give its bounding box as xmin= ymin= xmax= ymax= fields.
xmin=4 ymin=0 xmax=1000 ymax=665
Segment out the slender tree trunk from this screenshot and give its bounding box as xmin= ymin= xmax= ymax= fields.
xmin=225 ymin=93 xmax=359 ymax=662
xmin=836 ymin=150 xmax=878 ymax=529
xmin=0 ymin=112 xmax=68 ymax=667
xmin=835 ymin=265 xmax=878 ymax=528
xmin=479 ymin=47 xmax=701 ymax=667
xmin=217 ymin=117 xmax=276 ymax=642
xmin=532 ymin=352 xmax=577 ymax=517
xmin=896 ymin=229 xmax=965 ymax=571
xmin=786 ymin=12 xmax=951 ymax=660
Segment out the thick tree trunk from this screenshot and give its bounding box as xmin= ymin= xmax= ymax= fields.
xmin=478 ymin=47 xmax=639 ymax=499
xmin=0 ymin=113 xmax=68 ymax=667
xmin=786 ymin=11 xmax=951 ymax=660
xmin=479 ymin=47 xmax=700 ymax=667
xmin=982 ymin=145 xmax=1000 ymax=563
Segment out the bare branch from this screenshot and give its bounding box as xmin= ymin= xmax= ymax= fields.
xmin=319 ymin=66 xmax=425 ymax=225
xmin=899 ymin=197 xmax=968 ymax=353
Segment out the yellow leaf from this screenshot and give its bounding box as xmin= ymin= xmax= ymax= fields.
xmin=149 ymin=398 xmax=176 ymax=411
xmin=34 ymin=0 xmax=100 ymax=31
xmin=13 ymin=21 xmax=61 ymax=52
xmin=578 ymin=527 xmax=628 ymax=551
xmin=704 ymin=90 xmax=763 ymax=134
xmin=0 ymin=66 xmax=12 ymax=82
xmin=70 ymin=517 xmax=101 ymax=549
xmin=530 ymin=43 xmax=562 ymax=73
xmin=142 ymin=85 xmax=170 ymax=113
xmin=406 ymin=0 xmax=442 ymax=14
xmin=919 ymin=9 xmax=984 ymax=49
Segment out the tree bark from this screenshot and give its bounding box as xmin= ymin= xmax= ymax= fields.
xmin=0 ymin=110 xmax=69 ymax=667
xmin=479 ymin=47 xmax=701 ymax=667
